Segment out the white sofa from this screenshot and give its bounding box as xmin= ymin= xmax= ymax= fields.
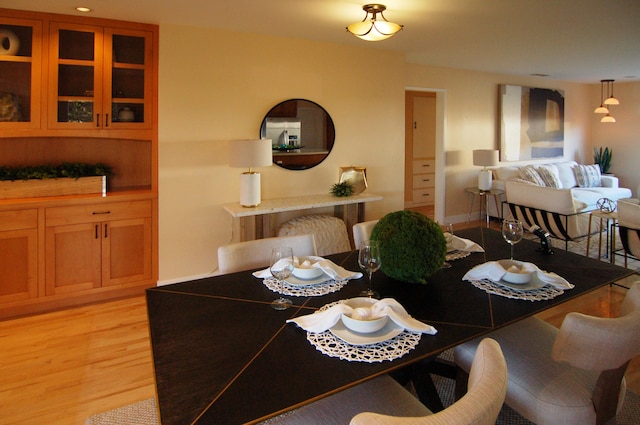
xmin=490 ymin=161 xmax=632 ymax=241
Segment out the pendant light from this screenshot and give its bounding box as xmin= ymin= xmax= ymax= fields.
xmin=346 ymin=4 xmax=403 ymax=41
xmin=603 ymin=79 xmax=620 ymax=105
xmin=593 ymin=80 xmax=609 ymax=114
xmin=601 ymin=114 xmax=616 ymax=123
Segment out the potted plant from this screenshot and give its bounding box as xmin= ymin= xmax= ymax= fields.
xmin=593 ymin=147 xmax=612 ymax=174
xmin=0 ymin=162 xmax=112 ymax=199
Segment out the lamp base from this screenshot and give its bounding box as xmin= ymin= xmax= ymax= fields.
xmin=478 ymin=169 xmax=492 ymax=191
xmin=240 ymin=172 xmax=261 ymax=207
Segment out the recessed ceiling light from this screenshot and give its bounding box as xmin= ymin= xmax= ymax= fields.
xmin=76 ymin=7 xmax=92 ymax=13
xmin=530 ymin=73 xmax=550 ymax=77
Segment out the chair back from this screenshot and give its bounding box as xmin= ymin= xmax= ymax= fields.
xmin=350 ymin=338 xmax=507 ymax=425
xmin=277 ymin=215 xmax=351 ymax=256
xmin=617 ymin=199 xmax=640 ymax=259
xmin=553 ymin=282 xmax=640 ymax=371
xmin=217 ymin=234 xmax=317 ymax=274
xmin=353 ymin=220 xmax=379 ymax=250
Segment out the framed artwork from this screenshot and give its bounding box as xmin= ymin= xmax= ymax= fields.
xmin=499 ymin=85 xmax=564 ymax=161
xmin=339 ymin=166 xmax=367 ymax=194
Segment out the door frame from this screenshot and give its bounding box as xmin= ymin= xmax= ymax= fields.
xmin=405 ymin=87 xmax=447 ymax=224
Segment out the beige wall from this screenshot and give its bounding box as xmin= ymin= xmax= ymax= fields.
xmin=158 ymin=24 xmax=599 ymax=283
xmin=591 ymin=82 xmax=640 ymax=196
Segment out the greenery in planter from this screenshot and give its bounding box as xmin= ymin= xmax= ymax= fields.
xmin=0 ymin=162 xmax=112 ymax=181
xmin=330 ymin=181 xmax=354 ymax=197
xmin=593 ymin=147 xmax=612 ymax=174
xmin=370 ymin=210 xmax=446 ymax=284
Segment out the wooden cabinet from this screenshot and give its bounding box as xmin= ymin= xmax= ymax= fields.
xmin=411 ymin=158 xmax=436 ymax=206
xmin=45 ymin=201 xmax=152 ymax=296
xmin=48 ymin=22 xmax=153 ymax=130
xmin=0 ymin=209 xmax=38 ymax=304
xmin=0 ymin=9 xmax=158 ymax=319
xmin=0 ymin=15 xmax=43 ymax=129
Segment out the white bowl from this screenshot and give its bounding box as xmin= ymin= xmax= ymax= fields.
xmin=340 ymin=297 xmax=388 ymax=334
xmin=292 ymin=256 xmax=325 ymax=279
xmin=498 ymin=259 xmax=533 ymax=284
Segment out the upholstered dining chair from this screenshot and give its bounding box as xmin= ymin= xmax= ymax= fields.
xmin=277 ymin=215 xmax=351 ymax=256
xmin=454 ymin=282 xmax=640 ymax=425
xmin=352 ymin=220 xmax=379 ymax=250
xmin=262 ymin=338 xmax=507 ymax=425
xmin=217 ymin=234 xmax=317 ymax=274
xmin=617 ymin=198 xmax=640 ymax=267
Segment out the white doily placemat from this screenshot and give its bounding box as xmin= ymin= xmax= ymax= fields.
xmin=446 ymin=250 xmax=471 ymax=261
xmin=303 ymin=301 xmax=422 ymax=362
xmin=467 ymin=279 xmax=565 ymax=301
xmin=262 ymin=277 xmax=348 ymax=297
xmin=307 ymin=329 xmax=422 ymax=362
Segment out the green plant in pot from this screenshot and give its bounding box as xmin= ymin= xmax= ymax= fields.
xmin=370 ymin=210 xmax=446 ymax=284
xmin=593 ymin=147 xmax=612 ymax=174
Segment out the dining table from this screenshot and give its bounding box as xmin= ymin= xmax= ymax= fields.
xmin=146 ymin=227 xmax=634 ymax=425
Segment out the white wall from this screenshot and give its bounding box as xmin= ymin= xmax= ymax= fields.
xmin=158 ymin=24 xmax=595 ymax=283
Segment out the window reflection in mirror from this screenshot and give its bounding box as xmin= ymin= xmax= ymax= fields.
xmin=259 ymin=99 xmax=335 ymax=170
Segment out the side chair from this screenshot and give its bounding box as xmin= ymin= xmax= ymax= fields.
xmin=352 ymin=220 xmax=379 ymax=250
xmin=454 ymin=282 xmax=640 ymax=425
xmin=617 ymin=198 xmax=640 ymax=267
xmin=217 ymin=234 xmax=317 ymax=274
xmin=262 ymin=338 xmax=507 ymax=425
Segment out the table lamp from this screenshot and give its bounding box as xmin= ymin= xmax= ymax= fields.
xmin=230 ymin=139 xmax=272 ymax=207
xmin=473 ymin=149 xmax=499 ymax=191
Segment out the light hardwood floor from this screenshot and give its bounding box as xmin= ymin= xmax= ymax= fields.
xmin=1 ymin=220 xmax=638 ymax=424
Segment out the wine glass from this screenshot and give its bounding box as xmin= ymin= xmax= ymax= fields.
xmin=270 ymin=246 xmax=294 ymax=310
xmin=502 ymin=219 xmax=524 ymax=260
xmin=358 ymin=240 xmax=381 ymax=298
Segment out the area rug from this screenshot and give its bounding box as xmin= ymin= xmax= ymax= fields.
xmin=87 ymin=381 xmax=640 ymax=424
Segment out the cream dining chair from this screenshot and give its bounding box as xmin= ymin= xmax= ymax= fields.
xmin=454 ymin=282 xmax=640 ymax=425
xmin=617 ymin=198 xmax=640 ymax=267
xmin=277 ymin=215 xmax=351 ymax=256
xmin=262 ymin=338 xmax=507 ymax=425
xmin=352 ymin=220 xmax=379 ymax=249
xmin=217 ymin=234 xmax=317 ymax=274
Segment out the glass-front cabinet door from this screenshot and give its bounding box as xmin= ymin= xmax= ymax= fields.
xmin=48 ymin=22 xmax=152 ymax=130
xmin=0 ymin=17 xmax=42 ymax=129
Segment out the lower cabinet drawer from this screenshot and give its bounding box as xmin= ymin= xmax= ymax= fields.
xmin=413 ymin=188 xmax=435 ymax=204
xmin=413 ymin=173 xmax=435 ymax=189
xmin=46 ymin=200 xmax=152 ymax=226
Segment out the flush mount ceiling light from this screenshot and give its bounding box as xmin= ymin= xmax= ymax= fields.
xmin=346 ymin=4 xmax=403 ymax=41
xmin=75 ymin=7 xmax=93 ymax=12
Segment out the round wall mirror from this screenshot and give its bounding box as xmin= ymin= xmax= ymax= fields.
xmin=259 ymin=99 xmax=335 ymax=170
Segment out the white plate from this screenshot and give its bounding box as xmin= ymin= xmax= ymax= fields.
xmin=329 ymin=320 xmax=404 ymax=345
xmin=494 ymin=272 xmax=546 ymax=291
xmin=284 ymin=274 xmax=329 ymax=286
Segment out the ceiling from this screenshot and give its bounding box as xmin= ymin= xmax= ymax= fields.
xmin=4 ymin=0 xmax=640 ymax=83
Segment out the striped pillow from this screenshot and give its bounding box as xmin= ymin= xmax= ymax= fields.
xmin=573 ymin=164 xmax=601 ymax=188
xmin=537 ymin=165 xmax=561 ymax=188
xmin=517 ymin=166 xmax=545 ymax=186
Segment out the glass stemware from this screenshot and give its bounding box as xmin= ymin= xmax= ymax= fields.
xmin=270 ymin=246 xmax=294 ymax=310
xmin=502 ymin=219 xmax=524 ymax=260
xmin=358 ymin=240 xmax=381 ymax=298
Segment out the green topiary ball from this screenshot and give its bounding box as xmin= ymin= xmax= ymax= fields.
xmin=370 ymin=210 xmax=446 ymax=284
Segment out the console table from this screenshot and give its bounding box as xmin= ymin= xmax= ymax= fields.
xmin=224 ymin=193 xmax=383 ymax=241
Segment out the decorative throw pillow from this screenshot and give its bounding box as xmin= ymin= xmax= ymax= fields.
xmin=517 ymin=166 xmax=546 ymax=186
xmin=573 ymin=164 xmax=601 ymax=188
xmin=536 ymin=165 xmax=561 ymax=188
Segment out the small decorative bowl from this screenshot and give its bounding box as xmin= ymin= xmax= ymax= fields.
xmin=292 ymin=256 xmax=325 ymax=280
xmin=340 ymin=297 xmax=388 ymax=333
xmin=498 ymin=259 xmax=533 ymax=284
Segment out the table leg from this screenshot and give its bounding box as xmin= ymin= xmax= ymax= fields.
xmin=484 ymin=194 xmax=490 ymax=228
xmin=467 ymin=193 xmax=475 ymax=223
xmin=586 ymin=214 xmax=593 ymax=257
xmin=493 ymin=195 xmax=502 ymax=220
xmin=598 ymin=217 xmax=603 ymax=260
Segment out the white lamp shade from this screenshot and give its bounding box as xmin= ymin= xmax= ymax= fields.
xmin=229 ymin=139 xmax=272 ymax=169
xmin=472 ymin=149 xmax=499 ymax=167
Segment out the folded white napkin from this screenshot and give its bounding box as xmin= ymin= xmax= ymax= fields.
xmin=444 ymin=232 xmax=484 ymax=253
xmin=463 ymin=261 xmax=574 ymax=289
xmin=287 ymin=298 xmax=438 ymax=335
xmin=252 ymin=257 xmax=362 ymax=280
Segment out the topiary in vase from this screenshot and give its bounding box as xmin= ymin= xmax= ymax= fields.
xmin=370 ymin=210 xmax=446 ymax=284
